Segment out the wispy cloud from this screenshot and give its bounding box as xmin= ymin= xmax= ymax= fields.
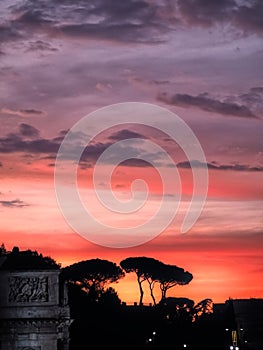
xmin=0 ymin=107 xmax=45 ymax=118
xmin=177 ymin=0 xmax=263 ymax=34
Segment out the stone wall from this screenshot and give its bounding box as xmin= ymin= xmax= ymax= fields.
xmin=0 ymin=270 xmax=71 ymax=350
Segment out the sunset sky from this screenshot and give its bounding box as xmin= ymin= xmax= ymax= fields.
xmin=0 ymin=0 xmax=263 ymax=305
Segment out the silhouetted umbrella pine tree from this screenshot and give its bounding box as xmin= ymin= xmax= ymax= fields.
xmin=120 ymin=256 xmax=164 ymax=305
xmin=152 ymin=263 xmax=193 ymax=301
xmin=62 ymin=258 xmax=125 ymax=303
xmin=120 ymin=257 xmax=193 ymax=306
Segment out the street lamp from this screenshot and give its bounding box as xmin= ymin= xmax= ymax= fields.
xmin=146 ymin=331 xmax=157 ymax=346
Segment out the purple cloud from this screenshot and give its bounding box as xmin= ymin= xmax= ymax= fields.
xmin=177 ymin=160 xmax=263 ymax=172
xmin=108 ymin=129 xmax=145 ymax=141
xmin=157 ymin=92 xmax=258 ymax=118
xmin=4 ymin=0 xmax=262 ymax=47
xmin=19 ymin=123 xmax=40 ymax=138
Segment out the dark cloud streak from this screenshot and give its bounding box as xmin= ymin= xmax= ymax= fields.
xmin=120 ymin=158 xmax=153 ymax=167
xmin=0 ymin=199 xmax=29 ymax=208
xmin=157 ymin=92 xmax=258 ymax=118
xmin=108 ymin=129 xmax=145 ymax=141
xmin=177 ymin=160 xmax=263 ymax=172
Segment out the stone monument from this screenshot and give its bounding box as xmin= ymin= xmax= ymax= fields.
xmin=0 ymin=247 xmax=71 ymax=350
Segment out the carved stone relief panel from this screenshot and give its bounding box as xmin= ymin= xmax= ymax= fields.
xmin=8 ymin=276 xmax=48 ymax=303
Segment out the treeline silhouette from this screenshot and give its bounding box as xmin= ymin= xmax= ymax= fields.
xmin=61 ymin=255 xmax=217 ymax=349
xmin=1 ymin=245 xmax=228 ymax=349
xmin=62 ymin=256 xmax=193 ymax=307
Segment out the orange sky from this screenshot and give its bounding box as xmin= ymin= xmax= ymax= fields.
xmin=1 ymin=165 xmax=262 ymax=304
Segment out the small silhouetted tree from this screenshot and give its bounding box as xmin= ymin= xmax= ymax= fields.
xmin=192 ymin=298 xmax=213 ymax=321
xmin=159 ymin=297 xmax=195 ymax=322
xmin=62 ymin=258 xmax=124 ymax=303
xmin=0 ymin=243 xmax=6 ymax=255
xmin=0 ymin=246 xmax=60 ymax=269
xmin=99 ymin=286 xmax=121 ymax=307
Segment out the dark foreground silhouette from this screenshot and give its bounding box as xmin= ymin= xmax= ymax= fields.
xmin=68 ymin=284 xmax=223 ymax=350
xmin=1 ymin=245 xmax=262 ymax=350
